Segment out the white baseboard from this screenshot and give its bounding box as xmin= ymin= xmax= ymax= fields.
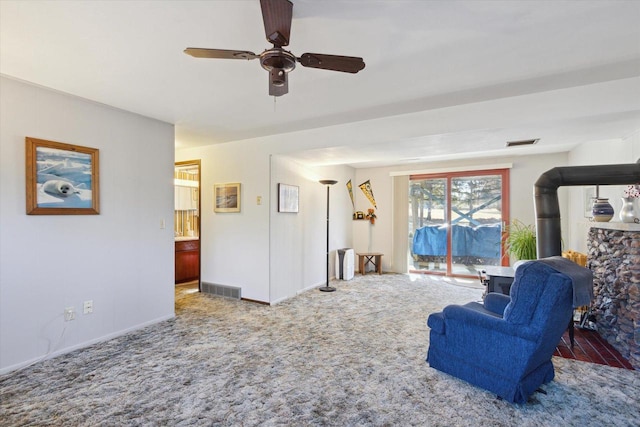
xmin=0 ymin=313 xmax=175 ymax=376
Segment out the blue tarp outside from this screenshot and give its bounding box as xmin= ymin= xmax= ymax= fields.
xmin=412 ymin=224 xmax=501 ymax=258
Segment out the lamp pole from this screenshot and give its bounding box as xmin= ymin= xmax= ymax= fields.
xmin=319 ymin=179 xmax=338 ymax=292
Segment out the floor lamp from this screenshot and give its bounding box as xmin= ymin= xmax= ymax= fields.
xmin=319 ymin=179 xmax=338 ymax=292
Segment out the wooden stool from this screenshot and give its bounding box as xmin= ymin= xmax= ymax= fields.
xmin=357 ymin=252 xmax=383 ymax=275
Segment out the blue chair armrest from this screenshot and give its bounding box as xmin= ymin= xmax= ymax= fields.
xmin=484 ymin=293 xmax=511 ymax=315
xmin=442 ymin=304 xmax=538 ymax=341
xmin=427 ymin=312 xmax=445 ymax=334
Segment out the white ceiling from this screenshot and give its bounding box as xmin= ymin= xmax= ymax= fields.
xmin=1 ymin=1 xmax=639 ymax=168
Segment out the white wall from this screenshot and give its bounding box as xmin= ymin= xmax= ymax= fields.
xmin=179 ymin=127 xmax=638 ymax=303
xmin=352 ymin=152 xmax=569 ymax=271
xmin=351 ymin=170 xmax=394 ymax=271
xmin=180 ymin=140 xmax=573 ymax=293
xmin=567 ymin=135 xmax=640 ymax=253
xmin=631 ymin=131 xmax=640 ymax=160
xmin=0 ymin=77 xmax=175 ymax=373
xmin=176 ymin=139 xmax=272 ymax=302
xmin=175 ymin=138 xmax=355 ymax=304
xmin=176 ymin=89 xmax=633 ymax=302
xmin=269 ymin=156 xmax=354 ymax=303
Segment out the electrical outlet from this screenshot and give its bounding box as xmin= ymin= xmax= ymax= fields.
xmin=64 ymin=307 xmax=75 ymax=321
xmin=83 ymin=300 xmax=93 ymax=314
xmin=160 ymin=219 xmax=166 ymax=229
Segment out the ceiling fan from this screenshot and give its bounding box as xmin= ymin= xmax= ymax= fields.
xmin=184 ymin=0 xmax=365 ymax=97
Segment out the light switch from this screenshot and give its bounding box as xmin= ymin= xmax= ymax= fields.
xmin=257 ymin=196 xmax=262 ymax=205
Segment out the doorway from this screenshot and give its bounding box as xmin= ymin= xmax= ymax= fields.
xmin=174 ymin=160 xmax=201 ymax=290
xmin=408 ymin=169 xmax=509 ymax=278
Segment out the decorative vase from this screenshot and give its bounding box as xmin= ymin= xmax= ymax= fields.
xmin=592 ymin=198 xmax=614 ymax=222
xmin=619 ymin=197 xmax=637 ymax=223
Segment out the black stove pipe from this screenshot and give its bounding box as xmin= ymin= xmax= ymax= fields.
xmin=534 ymin=160 xmax=640 ymax=259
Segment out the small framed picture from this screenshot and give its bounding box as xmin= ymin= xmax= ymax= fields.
xmin=214 ymin=183 xmax=241 ymax=213
xmin=25 ymin=137 xmax=100 ymax=215
xmin=583 ymin=186 xmax=596 ymax=218
xmin=278 ymin=183 xmax=299 ymax=213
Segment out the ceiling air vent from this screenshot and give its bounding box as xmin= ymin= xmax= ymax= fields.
xmin=506 ymin=138 xmax=539 ymax=147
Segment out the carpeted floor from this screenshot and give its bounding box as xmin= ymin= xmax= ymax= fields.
xmin=1 ymin=274 xmax=639 ymax=426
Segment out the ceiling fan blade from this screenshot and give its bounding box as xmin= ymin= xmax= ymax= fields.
xmin=260 ymin=0 xmax=293 ymax=47
xmin=268 ymin=69 xmax=288 ymax=97
xmin=184 ymin=48 xmax=258 ymax=60
xmin=298 ymin=53 xmax=365 ymax=73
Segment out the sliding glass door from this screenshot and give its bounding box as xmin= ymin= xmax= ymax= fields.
xmin=409 ymin=169 xmax=509 ymax=277
xmin=409 ymin=177 xmax=448 ymax=273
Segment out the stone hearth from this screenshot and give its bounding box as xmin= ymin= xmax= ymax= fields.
xmin=587 ymin=223 xmax=640 ymax=370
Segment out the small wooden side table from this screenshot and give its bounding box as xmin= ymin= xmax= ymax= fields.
xmin=357 ymin=252 xmax=383 ymax=275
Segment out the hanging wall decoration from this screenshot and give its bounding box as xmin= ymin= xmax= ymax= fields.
xmin=359 ymin=179 xmax=377 ymax=209
xmin=346 ymin=179 xmax=355 ymax=210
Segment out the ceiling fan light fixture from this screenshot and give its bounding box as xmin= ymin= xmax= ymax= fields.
xmin=506 ymin=138 xmax=539 ymax=147
xmin=270 ymin=68 xmax=286 ymax=86
xmin=260 ymin=48 xmax=296 ymax=72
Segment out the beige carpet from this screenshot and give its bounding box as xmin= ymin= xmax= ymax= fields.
xmin=1 ymin=273 xmax=639 ymax=426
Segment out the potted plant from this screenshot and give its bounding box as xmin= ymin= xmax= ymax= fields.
xmin=503 ymin=219 xmax=537 ymax=261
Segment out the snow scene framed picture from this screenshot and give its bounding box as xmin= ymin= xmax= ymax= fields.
xmin=25 ymin=137 xmax=100 ymax=215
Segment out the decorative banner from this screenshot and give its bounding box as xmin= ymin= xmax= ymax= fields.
xmin=346 ymin=180 xmax=355 ymax=209
xmin=359 ymin=179 xmax=377 ymax=209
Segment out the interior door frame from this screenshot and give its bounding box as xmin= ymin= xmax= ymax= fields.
xmin=410 ymin=168 xmax=510 ymax=278
xmin=175 ymin=159 xmax=202 ymax=291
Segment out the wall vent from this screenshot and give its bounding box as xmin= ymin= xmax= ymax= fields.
xmin=506 ymin=138 xmax=539 ymax=147
xmin=202 ymin=282 xmax=241 ymax=300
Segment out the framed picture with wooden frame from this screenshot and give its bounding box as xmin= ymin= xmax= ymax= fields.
xmin=214 ymin=183 xmax=241 ymax=213
xmin=25 ymin=137 xmax=100 ymax=215
xmin=278 ymin=183 xmax=299 ymax=213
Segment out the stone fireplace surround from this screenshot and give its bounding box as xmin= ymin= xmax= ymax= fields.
xmin=587 ymin=222 xmax=640 ymax=370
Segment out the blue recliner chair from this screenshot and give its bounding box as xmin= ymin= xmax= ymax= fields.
xmin=426 ymin=260 xmax=577 ymax=404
